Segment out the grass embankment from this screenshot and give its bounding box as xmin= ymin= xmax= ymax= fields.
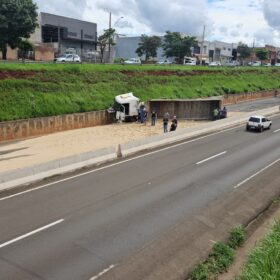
xmin=237 ymin=220 xmax=280 ymax=280
xmin=0 ymin=63 xmax=280 ymax=121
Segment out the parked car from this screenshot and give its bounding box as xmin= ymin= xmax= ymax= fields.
xmin=184 ymin=61 xmax=196 ymax=66
xmin=251 ymin=61 xmax=261 ymax=67
xmin=246 ymin=115 xmax=271 ymax=132
xmin=263 ymin=63 xmax=271 ymax=67
xmin=225 ymin=61 xmax=239 ymax=67
xmin=275 ymin=63 xmax=280 ymax=67
xmin=156 ymin=59 xmax=172 ymax=65
xmin=54 ymin=54 xmax=81 ymax=63
xmin=209 ymin=61 xmax=221 ymax=67
xmin=123 ymin=58 xmax=141 ymax=65
xmin=184 ymin=57 xmax=197 ymax=65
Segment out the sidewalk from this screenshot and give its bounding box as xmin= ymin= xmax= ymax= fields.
xmin=0 ymin=109 xmax=278 ymax=191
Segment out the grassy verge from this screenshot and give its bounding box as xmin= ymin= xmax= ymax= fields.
xmin=0 ymin=63 xmax=280 ymax=121
xmin=236 ymin=220 xmax=280 ymax=280
xmin=190 ymin=225 xmax=246 ymax=280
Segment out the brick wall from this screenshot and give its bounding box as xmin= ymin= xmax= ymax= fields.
xmin=0 ymin=110 xmax=115 ymax=142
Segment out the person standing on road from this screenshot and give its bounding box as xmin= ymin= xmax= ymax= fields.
xmin=172 ymin=116 xmax=178 ymax=130
xmin=213 ymin=108 xmax=219 ymax=121
xmin=163 ymin=114 xmax=169 ymax=133
xmin=170 ymin=120 xmax=176 ymax=132
xmin=151 ymin=110 xmax=157 ymax=126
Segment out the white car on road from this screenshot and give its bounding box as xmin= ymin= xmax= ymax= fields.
xmin=246 ymin=115 xmax=272 ymax=132
xmin=54 ymin=54 xmax=81 ymax=63
xmin=156 ymin=59 xmax=172 ymax=65
xmin=209 ymin=61 xmax=221 ymax=67
xmin=123 ymin=58 xmax=141 ymax=65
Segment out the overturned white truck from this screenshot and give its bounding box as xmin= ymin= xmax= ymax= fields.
xmin=114 ymin=92 xmax=140 ymax=122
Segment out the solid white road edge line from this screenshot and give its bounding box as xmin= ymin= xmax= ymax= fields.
xmin=234 ymin=158 xmax=280 ymax=189
xmin=0 ymin=126 xmax=239 ymax=202
xmin=89 ymin=264 xmax=117 ymax=280
xmin=0 ymin=219 xmax=64 ymax=249
xmin=196 ymin=151 xmax=227 ymax=165
xmin=273 ymin=128 xmax=280 ymax=133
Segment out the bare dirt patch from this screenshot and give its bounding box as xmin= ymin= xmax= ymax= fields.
xmin=119 ymin=69 xmax=266 ymax=78
xmin=120 ymin=69 xmax=220 ymax=77
xmin=0 ymin=70 xmax=37 ymax=80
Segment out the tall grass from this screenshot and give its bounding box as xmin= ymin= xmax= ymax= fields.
xmin=237 ymin=220 xmax=280 ymax=280
xmin=1 ymin=63 xmax=280 ymax=121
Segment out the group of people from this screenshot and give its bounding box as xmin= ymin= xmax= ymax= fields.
xmin=163 ymin=113 xmax=178 ymax=133
xmin=138 ymin=108 xmax=178 ymax=133
xmin=213 ymin=106 xmax=227 ymax=121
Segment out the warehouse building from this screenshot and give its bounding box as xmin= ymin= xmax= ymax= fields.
xmin=32 ymin=12 xmax=98 ymax=58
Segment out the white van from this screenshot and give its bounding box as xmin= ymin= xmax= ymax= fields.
xmin=184 ymin=57 xmax=197 ymax=65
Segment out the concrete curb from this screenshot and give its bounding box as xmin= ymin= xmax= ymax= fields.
xmin=0 ymin=106 xmax=279 ymax=192
xmin=0 ymin=147 xmax=116 ymax=192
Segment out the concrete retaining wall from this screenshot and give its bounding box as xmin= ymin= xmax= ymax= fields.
xmin=149 ymin=99 xmax=222 ymax=120
xmin=223 ymin=90 xmax=278 ymax=105
xmin=0 ymin=110 xmax=115 ymax=142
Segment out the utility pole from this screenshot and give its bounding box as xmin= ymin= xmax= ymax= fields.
xmin=108 ymin=11 xmax=112 ymax=63
xmin=81 ymin=29 xmax=83 ymax=64
xmin=200 ymin=25 xmax=206 ymax=65
xmin=251 ymin=38 xmax=255 ymax=64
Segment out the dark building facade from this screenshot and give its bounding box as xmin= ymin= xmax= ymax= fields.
xmin=38 ymin=12 xmax=97 ymax=56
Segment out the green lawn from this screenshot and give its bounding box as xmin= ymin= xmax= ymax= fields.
xmin=0 ymin=63 xmax=280 ymax=121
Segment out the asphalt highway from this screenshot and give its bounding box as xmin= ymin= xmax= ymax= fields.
xmin=0 ymin=115 xmax=280 ymax=280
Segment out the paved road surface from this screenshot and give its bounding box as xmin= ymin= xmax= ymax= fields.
xmin=227 ymin=97 xmax=280 ymax=112
xmin=0 ymin=113 xmax=279 ymax=280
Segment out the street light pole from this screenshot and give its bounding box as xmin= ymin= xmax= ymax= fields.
xmin=200 ymin=25 xmax=206 ymax=65
xmin=108 ymin=11 xmax=112 ymax=63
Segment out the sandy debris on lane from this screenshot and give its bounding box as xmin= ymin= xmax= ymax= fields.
xmin=0 ymin=119 xmax=208 ymax=173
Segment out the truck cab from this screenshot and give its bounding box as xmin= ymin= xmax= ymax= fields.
xmin=114 ymin=93 xmax=140 ymax=122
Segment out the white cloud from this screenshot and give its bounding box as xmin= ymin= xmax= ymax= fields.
xmin=34 ymin=0 xmax=280 ymax=46
xmin=263 ymin=0 xmax=280 ymax=29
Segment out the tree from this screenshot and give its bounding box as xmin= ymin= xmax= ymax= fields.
xmin=97 ymin=28 xmax=116 ymax=63
xmin=0 ymin=0 xmax=38 ymax=60
xmin=162 ymin=31 xmax=198 ymax=64
xmin=136 ymin=35 xmax=161 ymax=61
xmin=18 ymin=39 xmax=34 ymax=61
xmin=237 ymin=42 xmax=251 ymax=65
xmin=255 ymin=49 xmax=268 ymax=62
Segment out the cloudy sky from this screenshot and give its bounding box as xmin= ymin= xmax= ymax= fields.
xmin=34 ymin=0 xmax=280 ymax=46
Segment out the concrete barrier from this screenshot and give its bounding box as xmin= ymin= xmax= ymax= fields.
xmin=223 ymin=90 xmax=278 ymax=105
xmin=0 ymin=146 xmax=116 ymax=191
xmin=0 ymin=110 xmax=115 ymax=142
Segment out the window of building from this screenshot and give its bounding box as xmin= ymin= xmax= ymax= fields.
xmin=68 ymin=32 xmax=77 ymax=37
xmin=84 ymin=34 xmax=94 ymax=39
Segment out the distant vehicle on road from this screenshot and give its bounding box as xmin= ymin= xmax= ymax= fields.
xmin=54 ymin=54 xmax=81 ymax=63
xmin=184 ymin=57 xmax=197 ymax=66
xmin=275 ymin=63 xmax=280 ymax=67
xmin=123 ymin=58 xmax=141 ymax=65
xmin=209 ymin=61 xmax=221 ymax=67
xmin=250 ymin=61 xmax=261 ymax=67
xmin=246 ymin=115 xmax=271 ymax=132
xmin=263 ymin=63 xmax=271 ymax=67
xmin=225 ymin=61 xmax=239 ymax=67
xmin=156 ymin=59 xmax=172 ymax=65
